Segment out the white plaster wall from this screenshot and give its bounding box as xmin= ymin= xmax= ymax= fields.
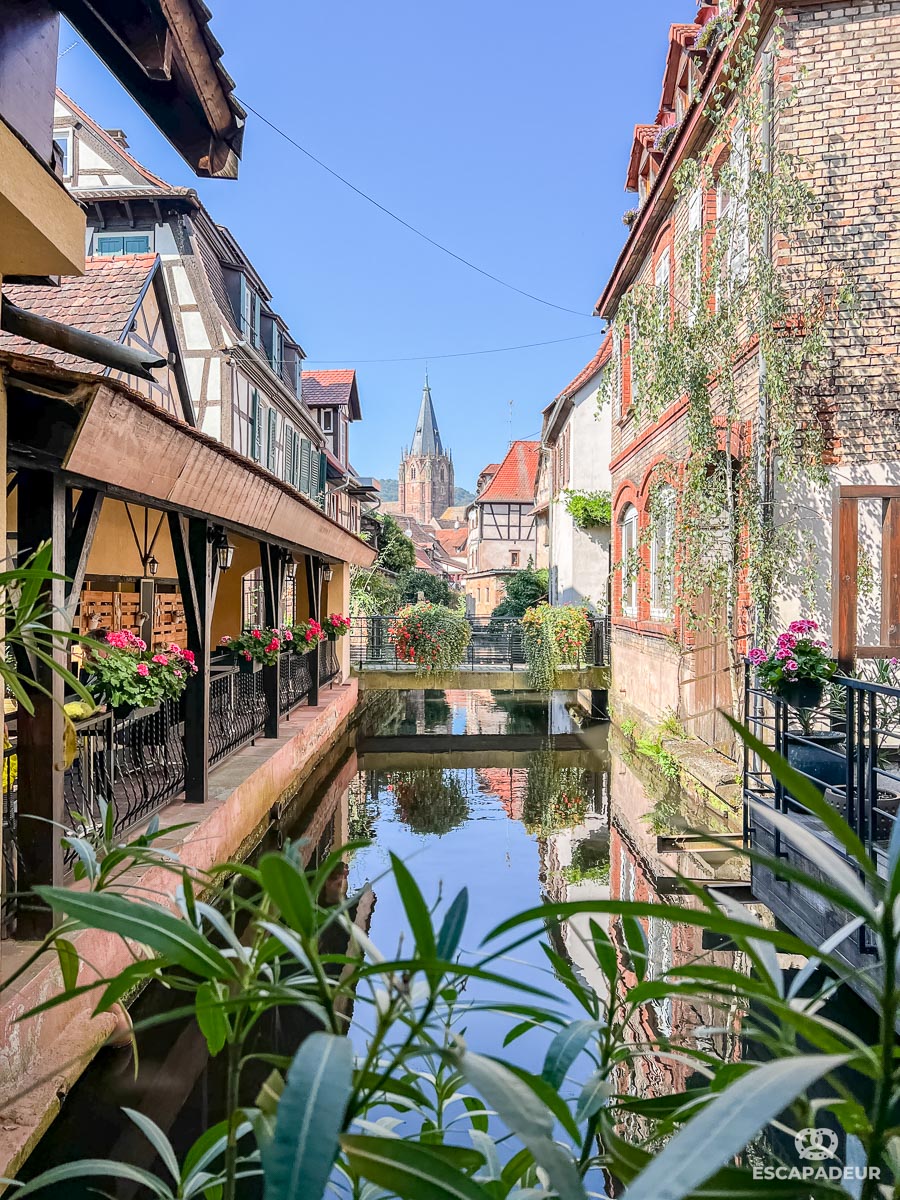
xmin=773 ymin=460 xmax=900 ymax=647
xmin=550 ymin=374 xmax=612 ymax=609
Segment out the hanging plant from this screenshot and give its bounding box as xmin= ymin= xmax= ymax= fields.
xmin=84 ymin=630 xmax=196 ymax=714
xmin=520 ymin=604 xmax=592 ymax=690
xmin=219 ymin=627 xmax=282 ymax=667
xmin=388 ymin=602 xmax=471 ymax=673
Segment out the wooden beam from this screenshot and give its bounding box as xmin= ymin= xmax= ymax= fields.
xmin=305 ymin=555 xmax=321 ymax=708
xmin=64 ymin=487 xmax=102 ymax=621
xmin=838 ymin=486 xmax=900 ymax=499
xmin=259 ymin=542 xmax=284 ymax=738
xmin=833 ymin=491 xmax=858 ymax=672
xmin=170 ymin=516 xmax=213 ymax=803
xmin=882 ymin=497 xmax=900 ymax=647
xmin=15 ymin=470 xmax=66 ymax=937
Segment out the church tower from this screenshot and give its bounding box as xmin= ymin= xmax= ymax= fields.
xmin=398 ymin=376 xmax=454 ymax=525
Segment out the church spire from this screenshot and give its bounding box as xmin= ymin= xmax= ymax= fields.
xmin=410 ymin=374 xmax=445 ymax=457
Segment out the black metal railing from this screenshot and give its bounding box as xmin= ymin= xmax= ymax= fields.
xmin=280 ymin=648 xmax=314 ymax=714
xmin=744 ymin=666 xmax=900 ymax=873
xmin=209 ymin=665 xmax=269 ymax=765
xmin=350 ymin=614 xmax=611 ymax=671
xmin=320 ymin=639 xmax=341 ymax=686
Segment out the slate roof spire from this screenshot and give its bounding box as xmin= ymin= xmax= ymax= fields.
xmin=410 ymin=373 xmax=445 ymax=456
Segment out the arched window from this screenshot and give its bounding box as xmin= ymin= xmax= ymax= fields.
xmin=619 ymin=504 xmax=639 ymax=617
xmin=649 ymin=486 xmax=676 ymax=617
xmin=410 ymin=466 xmax=416 ymax=480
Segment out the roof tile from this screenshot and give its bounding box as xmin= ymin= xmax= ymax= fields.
xmin=477 ymin=441 xmax=540 ymax=504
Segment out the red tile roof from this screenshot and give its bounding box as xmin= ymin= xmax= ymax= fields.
xmin=302 ymin=369 xmax=361 ymax=419
xmin=0 ymin=255 xmax=158 ymax=373
xmin=549 ymin=333 xmax=614 ymax=409
xmin=435 ymin=526 xmax=468 ymax=555
xmin=477 ymin=441 xmax=540 ymax=504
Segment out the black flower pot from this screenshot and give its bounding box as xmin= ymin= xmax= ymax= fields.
xmin=778 ymin=680 xmax=824 ymax=711
xmin=112 ymin=701 xmax=161 ymax=722
xmin=236 ymin=655 xmax=262 ymax=674
xmin=824 ymin=779 xmax=900 ymax=842
xmin=784 ymin=731 xmax=845 ymax=808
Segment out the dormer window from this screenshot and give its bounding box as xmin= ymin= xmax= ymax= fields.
xmin=321 ymin=408 xmax=334 ymax=433
xmin=54 ymin=129 xmax=72 ymax=179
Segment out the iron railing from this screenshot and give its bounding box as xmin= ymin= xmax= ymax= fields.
xmin=209 ymin=665 xmax=269 ymax=766
xmin=351 ymin=614 xmax=610 ymax=671
xmin=744 ymin=667 xmax=900 ymax=872
xmin=281 ymin=648 xmax=314 ymax=714
xmin=320 ymin=639 xmax=341 ymax=686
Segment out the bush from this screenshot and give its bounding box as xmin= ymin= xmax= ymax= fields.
xmin=520 ymin=603 xmax=592 ymax=689
xmin=386 ymin=769 xmax=469 ymax=835
xmin=388 ymin=602 xmax=471 ymax=672
xmin=375 ymin=513 xmax=416 ymax=574
xmin=349 ymin=566 xmax=400 ymax=616
xmin=490 ymin=566 xmax=548 ymax=620
xmin=563 ymin=489 xmax=612 ymax=529
xmin=397 ymin=567 xmax=456 ymax=609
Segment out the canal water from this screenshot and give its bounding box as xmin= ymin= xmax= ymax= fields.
xmin=16 ymin=688 xmax=838 ymax=1194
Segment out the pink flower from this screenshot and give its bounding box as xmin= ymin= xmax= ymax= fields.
xmin=136 ymin=662 xmax=150 ymax=677
xmin=748 ymin=647 xmax=767 ymax=665
xmin=283 ymin=630 xmax=293 ymax=641
xmin=219 ymin=635 xmax=232 ymax=645
xmin=891 ymin=658 xmax=899 ymax=667
xmin=784 ymin=659 xmax=799 ymax=673
xmin=251 ymin=629 xmax=262 ymax=640
xmin=174 ymin=669 xmax=183 ymax=678
xmin=776 ymin=632 xmax=797 ymax=649
xmin=168 ymin=643 xmax=181 ymax=654
xmin=305 ymin=631 xmax=313 ymax=642
xmin=183 ymin=649 xmax=195 ymax=664
xmin=789 ymin=619 xmax=819 ymax=635
xmin=152 ymin=653 xmax=169 ymax=665
xmin=242 ymin=651 xmax=252 ymax=661
xmin=775 ymin=646 xmax=792 ymax=660
xmin=135 ymin=637 xmax=147 ymax=651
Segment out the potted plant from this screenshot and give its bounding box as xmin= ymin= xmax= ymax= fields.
xmin=84 ymin=629 xmax=163 ymax=720
xmin=749 ymin=620 xmax=842 ymax=800
xmin=323 ymin=612 xmax=351 ymax=641
xmin=220 ymin=628 xmax=282 ymax=672
xmin=291 ymin=618 xmax=325 ymax=651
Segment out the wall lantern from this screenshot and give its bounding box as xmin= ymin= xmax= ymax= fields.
xmin=322 ymin=565 xmax=334 ymax=583
xmin=146 ymin=554 xmax=159 ymax=577
xmin=213 ymin=532 xmax=235 ymax=572
xmin=283 ymin=551 xmax=297 ymax=579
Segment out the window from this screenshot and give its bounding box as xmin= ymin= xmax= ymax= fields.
xmin=511 ymin=551 xmax=520 ymax=567
xmin=649 ymin=486 xmax=676 ymax=617
xmin=409 ymin=466 xmax=416 ymax=480
xmin=655 ymin=248 xmax=671 ymax=325
xmin=687 ymin=188 xmax=704 ymax=323
xmin=95 ymin=234 xmax=152 ymax=256
xmin=620 ymin=504 xmax=639 ymax=617
xmin=249 ymin=390 xmax=262 ymax=462
xmin=54 ymin=130 xmax=72 ymax=178
xmin=321 ymin=408 xmax=333 ymax=433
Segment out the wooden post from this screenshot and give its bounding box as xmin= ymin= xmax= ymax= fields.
xmin=832 ymin=490 xmax=858 ymax=673
xmin=169 ymin=515 xmax=215 ymax=804
xmin=306 ymin=555 xmax=322 ymax=707
xmin=16 ymin=470 xmax=67 ymax=937
xmin=881 ymin=496 xmax=900 ymax=647
xmin=260 ymin=542 xmax=285 ymax=738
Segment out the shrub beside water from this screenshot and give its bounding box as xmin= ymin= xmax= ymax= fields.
xmin=388 ymin=601 xmax=471 ymax=672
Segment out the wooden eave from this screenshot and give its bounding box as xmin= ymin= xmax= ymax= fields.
xmin=2 ymin=350 xmax=375 ymax=567
xmin=595 ymin=0 xmax=790 ymax=319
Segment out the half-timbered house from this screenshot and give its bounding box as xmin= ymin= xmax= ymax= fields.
xmin=465 ymin=440 xmax=539 ymax=616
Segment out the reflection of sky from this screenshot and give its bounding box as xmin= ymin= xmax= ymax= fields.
xmin=348 ymin=769 xmax=579 ymax=1077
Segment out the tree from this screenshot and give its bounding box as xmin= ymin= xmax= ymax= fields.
xmin=375 ymin=513 xmax=415 ymax=574
xmin=397 ymin=567 xmax=456 ymax=608
xmin=491 ymin=565 xmax=549 ymax=620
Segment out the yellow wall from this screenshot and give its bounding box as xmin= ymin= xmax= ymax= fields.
xmin=211 ymin=535 xmax=259 ymax=646
xmin=0 ymin=119 xmax=84 ymax=276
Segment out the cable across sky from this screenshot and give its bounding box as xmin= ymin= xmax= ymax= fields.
xmin=239 ymin=98 xmax=596 ymax=321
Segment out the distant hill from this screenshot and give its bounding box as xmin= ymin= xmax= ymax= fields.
xmin=377 ymin=478 xmax=475 ymax=507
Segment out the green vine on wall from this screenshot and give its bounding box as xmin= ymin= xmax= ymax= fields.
xmin=600 ymin=1 xmax=856 ymax=708
xmin=563 ymin=489 xmax=612 ymax=529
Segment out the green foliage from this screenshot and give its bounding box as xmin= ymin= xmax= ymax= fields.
xmin=602 ymin=3 xmax=856 ymax=669
xmin=563 ymin=490 xmax=612 ymax=530
xmin=490 ymin=566 xmax=548 ymax=620
xmin=619 ymin=717 xmax=637 ymax=739
xmin=388 ymin=602 xmax=472 ymax=672
xmin=635 ymin=733 xmax=681 ymax=781
xmin=219 ymin=626 xmax=282 ymax=667
xmin=375 ymin=513 xmax=416 ymax=574
xmin=10 ymin=720 xmax=900 ymax=1200
xmin=349 ymin=566 xmax=400 ymax=617
xmin=397 ymin=567 xmax=456 ymax=608
xmin=520 ymin=604 xmax=592 ymax=690
xmin=523 ymin=749 xmax=593 ymax=835
xmin=386 ymin=769 xmax=469 ymax=835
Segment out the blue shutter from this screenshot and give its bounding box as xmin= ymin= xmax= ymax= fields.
xmin=249 ymin=390 xmax=262 ymax=461
xmin=267 ymin=408 xmax=278 ymax=471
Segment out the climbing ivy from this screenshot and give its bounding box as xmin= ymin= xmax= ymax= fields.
xmin=563 ymin=489 xmax=612 ymax=529
xmin=602 ymin=2 xmax=855 ymax=705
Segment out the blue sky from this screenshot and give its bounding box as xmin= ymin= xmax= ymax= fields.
xmin=59 ymin=0 xmax=677 ymax=491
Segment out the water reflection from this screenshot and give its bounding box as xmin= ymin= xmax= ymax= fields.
xmin=21 ymin=687 xmax=777 ymax=1194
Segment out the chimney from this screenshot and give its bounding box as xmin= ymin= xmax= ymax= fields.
xmin=105 ymin=128 xmax=129 ymax=149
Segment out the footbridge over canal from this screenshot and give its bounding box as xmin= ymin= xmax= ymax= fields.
xmin=350 ymin=614 xmax=611 ymax=696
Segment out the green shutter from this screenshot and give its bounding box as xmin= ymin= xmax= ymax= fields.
xmin=267 ymin=408 xmax=278 ymax=470
xmin=284 ymin=423 xmax=294 ymax=484
xmin=249 ymin=390 xmax=261 ymax=461
xmin=317 ymin=450 xmax=327 ymax=509
xmin=298 ymin=438 xmax=311 ymax=496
